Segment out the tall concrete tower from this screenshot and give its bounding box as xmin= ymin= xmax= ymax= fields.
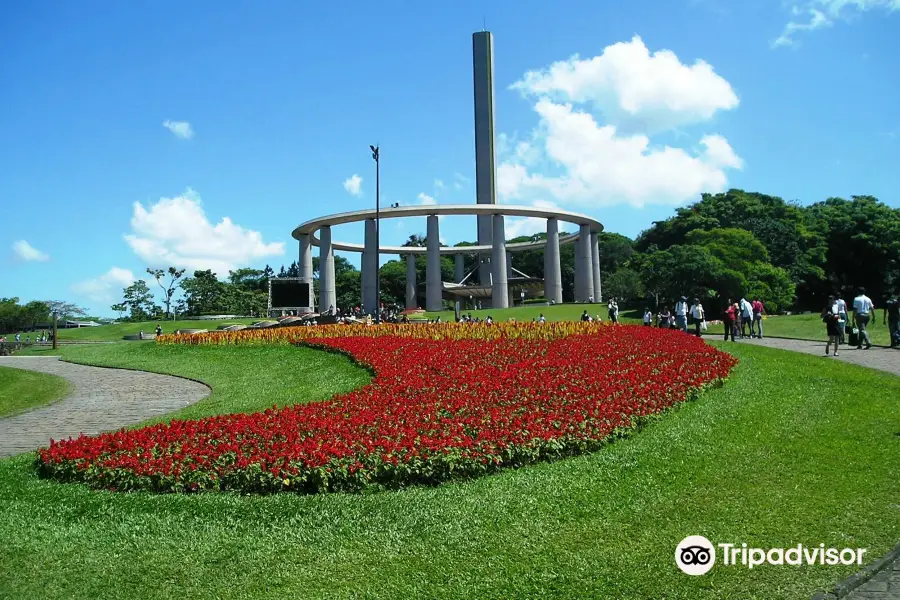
xmin=472 ymin=31 xmax=496 ymax=290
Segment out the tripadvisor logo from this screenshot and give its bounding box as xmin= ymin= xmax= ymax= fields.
xmin=675 ymin=536 xmax=867 ymax=576
xmin=676 ymin=536 xmax=716 ymax=575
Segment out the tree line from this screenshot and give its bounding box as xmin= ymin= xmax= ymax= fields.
xmin=105 ymin=189 xmax=898 ymax=320
xmin=0 ymin=299 xmax=90 ymax=333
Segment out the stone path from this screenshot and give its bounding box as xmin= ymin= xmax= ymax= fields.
xmin=732 ymin=336 xmax=900 ymax=377
xmin=0 ymin=356 xmax=209 ymax=457
xmin=845 ymin=555 xmax=900 ymax=600
xmin=722 ymin=337 xmax=899 ymax=600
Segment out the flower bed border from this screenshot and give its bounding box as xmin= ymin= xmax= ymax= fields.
xmin=36 ymin=326 xmax=737 ymax=495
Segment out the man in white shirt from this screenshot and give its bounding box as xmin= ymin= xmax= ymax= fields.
xmin=690 ymin=298 xmax=705 ymax=337
xmin=674 ymin=296 xmax=689 ymax=333
xmin=739 ymin=298 xmax=752 ymax=338
xmin=852 ymin=287 xmax=875 ymax=350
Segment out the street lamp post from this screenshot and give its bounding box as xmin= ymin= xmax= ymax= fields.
xmin=370 ymin=144 xmax=381 ymax=324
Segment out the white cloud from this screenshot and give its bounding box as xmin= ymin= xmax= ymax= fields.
xmin=71 ymin=267 xmax=136 ymax=303
xmin=497 ymin=99 xmax=743 ymax=209
xmin=700 ymin=134 xmax=744 ymax=169
xmin=417 ymin=192 xmax=437 ymax=205
xmin=434 ymin=179 xmax=446 ymax=191
xmin=774 ymin=0 xmax=900 ymax=46
xmin=773 ymin=8 xmax=831 ymax=47
xmin=504 ymin=199 xmax=561 ymax=239
xmin=162 ymin=120 xmax=194 ymax=140
xmin=511 ymin=35 xmax=739 ymax=133
xmin=11 ymin=240 xmax=49 ymax=262
xmin=123 ymin=189 xmax=285 ymax=276
xmin=453 ymin=172 xmax=471 ymax=190
xmin=343 ymin=174 xmax=363 ymax=196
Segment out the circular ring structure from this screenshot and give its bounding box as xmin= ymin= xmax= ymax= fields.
xmin=291 ymin=204 xmax=603 ymax=255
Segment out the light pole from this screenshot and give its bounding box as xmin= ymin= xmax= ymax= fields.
xmin=370 ymin=144 xmax=381 ymax=324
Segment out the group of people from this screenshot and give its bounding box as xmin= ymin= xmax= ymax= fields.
xmin=325 ymin=303 xmax=409 ymax=324
xmin=0 ymin=331 xmax=53 ymax=344
xmin=641 ymin=297 xmax=716 ymax=338
xmin=722 ymin=297 xmax=766 ymax=341
xmin=821 ymin=288 xmax=899 ymax=355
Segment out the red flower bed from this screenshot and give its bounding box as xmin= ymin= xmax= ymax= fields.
xmin=37 ymin=326 xmax=736 ymax=493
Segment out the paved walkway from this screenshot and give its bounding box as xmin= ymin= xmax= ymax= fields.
xmin=0 ymin=356 xmax=209 ymax=457
xmin=723 ymin=337 xmax=899 ymax=599
xmin=731 ymin=336 xmax=900 ymax=377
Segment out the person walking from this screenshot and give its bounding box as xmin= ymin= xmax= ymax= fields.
xmin=884 ymin=295 xmax=899 ymax=348
xmin=822 ymin=295 xmax=842 ymax=356
xmin=852 ymin=287 xmax=875 ymax=350
xmin=835 ymin=293 xmax=849 ymax=345
xmin=751 ymin=298 xmax=765 ymax=338
xmin=723 ymin=299 xmax=736 ymax=342
xmin=643 ymin=308 xmax=652 ymax=326
xmin=674 ymin=296 xmax=689 ymax=333
xmin=690 ymin=298 xmax=705 ymax=337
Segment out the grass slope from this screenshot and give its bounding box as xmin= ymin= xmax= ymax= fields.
xmin=0 ymin=340 xmax=898 ymax=599
xmin=0 ymin=366 xmax=70 ymax=418
xmin=427 ymin=303 xmax=895 ymax=346
xmin=2 ymin=318 xmax=260 ymax=342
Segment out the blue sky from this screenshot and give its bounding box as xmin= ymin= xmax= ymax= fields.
xmin=1 ymin=0 xmax=898 ymax=316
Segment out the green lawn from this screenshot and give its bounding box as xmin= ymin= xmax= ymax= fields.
xmin=2 ymin=318 xmax=260 ymax=342
xmin=1 ymin=339 xmax=898 ymax=598
xmin=428 ymin=303 xmax=896 ymax=346
xmin=0 ymin=366 xmax=70 ymax=418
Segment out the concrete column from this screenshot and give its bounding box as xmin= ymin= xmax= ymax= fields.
xmin=405 ymin=254 xmax=417 ymax=309
xmin=576 ymin=224 xmax=594 ymax=303
xmin=455 ymin=253 xmax=465 ymax=283
xmin=590 ymin=231 xmax=602 ymax=303
xmin=478 ymin=220 xmax=493 ymax=288
xmin=544 ymin=218 xmax=562 ymax=304
xmin=491 ymin=215 xmax=509 ymax=308
xmin=362 ymin=219 xmax=377 ymax=314
xmin=319 ymin=226 xmax=336 ymax=312
xmin=426 ymin=215 xmax=442 ymax=311
xmin=298 ymin=233 xmax=314 ymax=309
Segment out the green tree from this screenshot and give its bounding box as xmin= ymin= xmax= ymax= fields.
xmin=635 ymin=189 xmax=827 ymax=308
xmin=44 ymin=300 xmax=87 ymax=320
xmin=604 ymin=268 xmax=643 ymax=306
xmin=110 ymin=303 xmax=127 ymax=320
xmin=146 ymin=267 xmax=186 ymax=318
xmin=122 ymin=280 xmax=159 ymax=321
xmin=746 ymin=263 xmax=796 ymax=313
xmin=685 ymin=228 xmax=770 ymax=272
xmin=378 ymin=259 xmax=407 ymax=307
xmin=228 ymin=268 xmax=268 ymax=293
xmin=180 ymin=270 xmax=227 ymax=316
xmin=635 ymin=245 xmax=743 ymax=311
xmin=597 ymin=232 xmax=635 ymax=276
xmin=806 ymin=195 xmax=900 ymax=302
xmin=335 ymin=270 xmax=361 ymax=311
